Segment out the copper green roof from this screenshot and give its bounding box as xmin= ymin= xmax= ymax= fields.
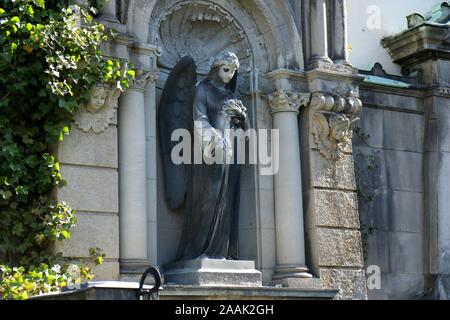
xmin=362 ymin=75 xmax=411 ymax=88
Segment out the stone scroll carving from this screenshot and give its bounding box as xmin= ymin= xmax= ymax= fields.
xmin=74 ymin=85 xmax=121 ymax=134
xmin=310 ymin=92 xmax=362 ymax=160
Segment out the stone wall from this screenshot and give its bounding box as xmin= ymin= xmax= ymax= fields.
xmin=355 ymin=83 xmax=426 ymax=299
xmin=55 ymin=120 xmax=120 ymax=280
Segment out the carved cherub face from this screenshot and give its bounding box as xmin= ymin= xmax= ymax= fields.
xmin=217 ymin=64 xmax=237 ymax=84
xmin=329 ymin=114 xmax=350 ymax=142
xmin=86 ymin=86 xmax=108 ymax=113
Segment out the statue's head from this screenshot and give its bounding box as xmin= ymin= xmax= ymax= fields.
xmin=86 ymin=84 xmax=108 ymax=113
xmin=329 ymin=114 xmax=350 ymax=142
xmin=207 ymin=50 xmax=240 ymax=84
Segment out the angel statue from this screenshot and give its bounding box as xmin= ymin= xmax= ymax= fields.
xmin=159 ymin=51 xmax=250 ymax=262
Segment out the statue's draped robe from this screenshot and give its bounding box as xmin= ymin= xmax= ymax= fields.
xmin=176 ymin=80 xmax=248 ymax=260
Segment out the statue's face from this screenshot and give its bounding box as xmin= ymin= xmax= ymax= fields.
xmin=87 ymin=87 xmax=108 ymax=113
xmin=217 ymin=64 xmax=236 ymax=84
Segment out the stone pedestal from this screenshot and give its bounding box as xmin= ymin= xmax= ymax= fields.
xmin=300 ymin=89 xmax=368 ymax=300
xmin=163 ymin=259 xmax=262 ymax=287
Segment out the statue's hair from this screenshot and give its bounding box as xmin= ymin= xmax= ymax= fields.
xmin=91 ymin=83 xmax=109 ymax=92
xmin=206 ymin=51 xmax=240 ymax=85
xmin=210 ymin=50 xmax=240 ymax=70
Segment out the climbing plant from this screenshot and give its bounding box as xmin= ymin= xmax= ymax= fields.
xmin=0 ymin=0 xmax=133 ymax=299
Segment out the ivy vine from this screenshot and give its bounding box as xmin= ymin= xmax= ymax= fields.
xmin=0 ymin=0 xmax=133 ymax=299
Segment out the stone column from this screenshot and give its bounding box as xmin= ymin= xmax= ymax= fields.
xmin=144 ymin=71 xmax=159 ymax=265
xmin=118 ymin=71 xmax=154 ymax=275
xmin=99 ymin=0 xmax=118 ymax=22
xmin=331 ymin=0 xmax=349 ymax=64
xmin=309 ymin=0 xmax=332 ymax=68
xmin=268 ymin=90 xmax=313 ymax=286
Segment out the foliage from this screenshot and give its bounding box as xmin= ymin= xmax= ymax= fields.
xmin=0 ymin=247 xmax=105 ymax=300
xmin=0 ymin=0 xmax=133 ymax=298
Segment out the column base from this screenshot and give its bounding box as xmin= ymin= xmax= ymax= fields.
xmin=120 ymin=259 xmax=150 ymax=274
xmin=272 ymin=265 xmax=320 ymax=288
xmin=307 ymin=57 xmax=334 ymax=70
xmin=272 ymin=265 xmax=313 ymax=280
xmin=119 ymin=259 xmax=153 ymax=283
xmin=334 ymin=59 xmax=352 ymax=67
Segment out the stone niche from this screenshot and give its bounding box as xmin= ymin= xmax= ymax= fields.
xmin=147 ymin=0 xmax=304 ymax=286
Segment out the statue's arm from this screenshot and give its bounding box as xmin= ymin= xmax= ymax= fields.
xmin=193 ymin=84 xmax=224 ymax=158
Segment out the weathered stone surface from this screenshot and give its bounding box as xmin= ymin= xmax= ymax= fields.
xmin=353 ymin=146 xmax=386 ymax=190
xmin=384 ymin=149 xmax=423 ymax=193
xmin=365 ymin=230 xmax=390 ymax=274
xmin=382 ymin=110 xmax=424 ymax=153
xmin=54 ymin=212 xmax=119 ymax=259
xmin=58 ymin=125 xmax=118 ymax=168
xmin=317 ymin=228 xmax=364 ymax=268
xmin=320 ymin=268 xmax=367 ymax=300
xmin=314 ymin=190 xmax=360 ymax=228
xmin=59 ymin=165 xmax=119 ymax=213
xmin=359 ymin=189 xmax=423 ymax=233
xmin=389 ymin=232 xmax=423 ymax=274
xmin=91 ymin=261 xmax=120 ymax=281
xmin=311 ymin=151 xmax=356 ymax=190
xmin=375 ymin=273 xmax=424 ymax=300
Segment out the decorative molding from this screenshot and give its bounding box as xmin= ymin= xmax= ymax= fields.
xmin=268 ymin=89 xmax=310 ymax=114
xmin=149 ymin=0 xmax=252 ymax=74
xmin=309 ymin=92 xmax=362 ymax=160
xmin=74 ymin=86 xmax=121 ymax=134
xmin=129 ymin=69 xmax=160 ymax=91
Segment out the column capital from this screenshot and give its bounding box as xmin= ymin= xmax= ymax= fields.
xmin=268 ymin=90 xmax=311 ymax=115
xmin=128 ymin=69 xmax=159 ymax=92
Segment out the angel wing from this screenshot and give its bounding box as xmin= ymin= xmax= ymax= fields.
xmin=159 ymin=56 xmax=197 ymax=210
xmin=312 ymin=112 xmax=336 ymax=160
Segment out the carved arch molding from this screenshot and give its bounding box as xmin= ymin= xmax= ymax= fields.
xmin=147 ymin=0 xmax=277 ymax=94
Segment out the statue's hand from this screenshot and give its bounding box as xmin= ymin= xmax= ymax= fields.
xmin=204 ymin=134 xmax=232 ymax=159
xmin=225 ymin=99 xmax=247 ymax=120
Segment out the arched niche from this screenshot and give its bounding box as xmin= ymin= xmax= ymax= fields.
xmin=124 ymin=0 xmax=304 ymax=282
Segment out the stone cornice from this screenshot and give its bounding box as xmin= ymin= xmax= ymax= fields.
xmin=266 ymin=68 xmax=304 ymax=81
xmin=131 ymin=42 xmax=163 ymax=57
xmin=359 ymin=82 xmax=427 ymax=98
xmin=382 ymin=24 xmax=450 ymax=64
xmin=305 ymin=68 xmax=365 ymax=85
xmin=266 ymin=68 xmax=364 ymax=84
